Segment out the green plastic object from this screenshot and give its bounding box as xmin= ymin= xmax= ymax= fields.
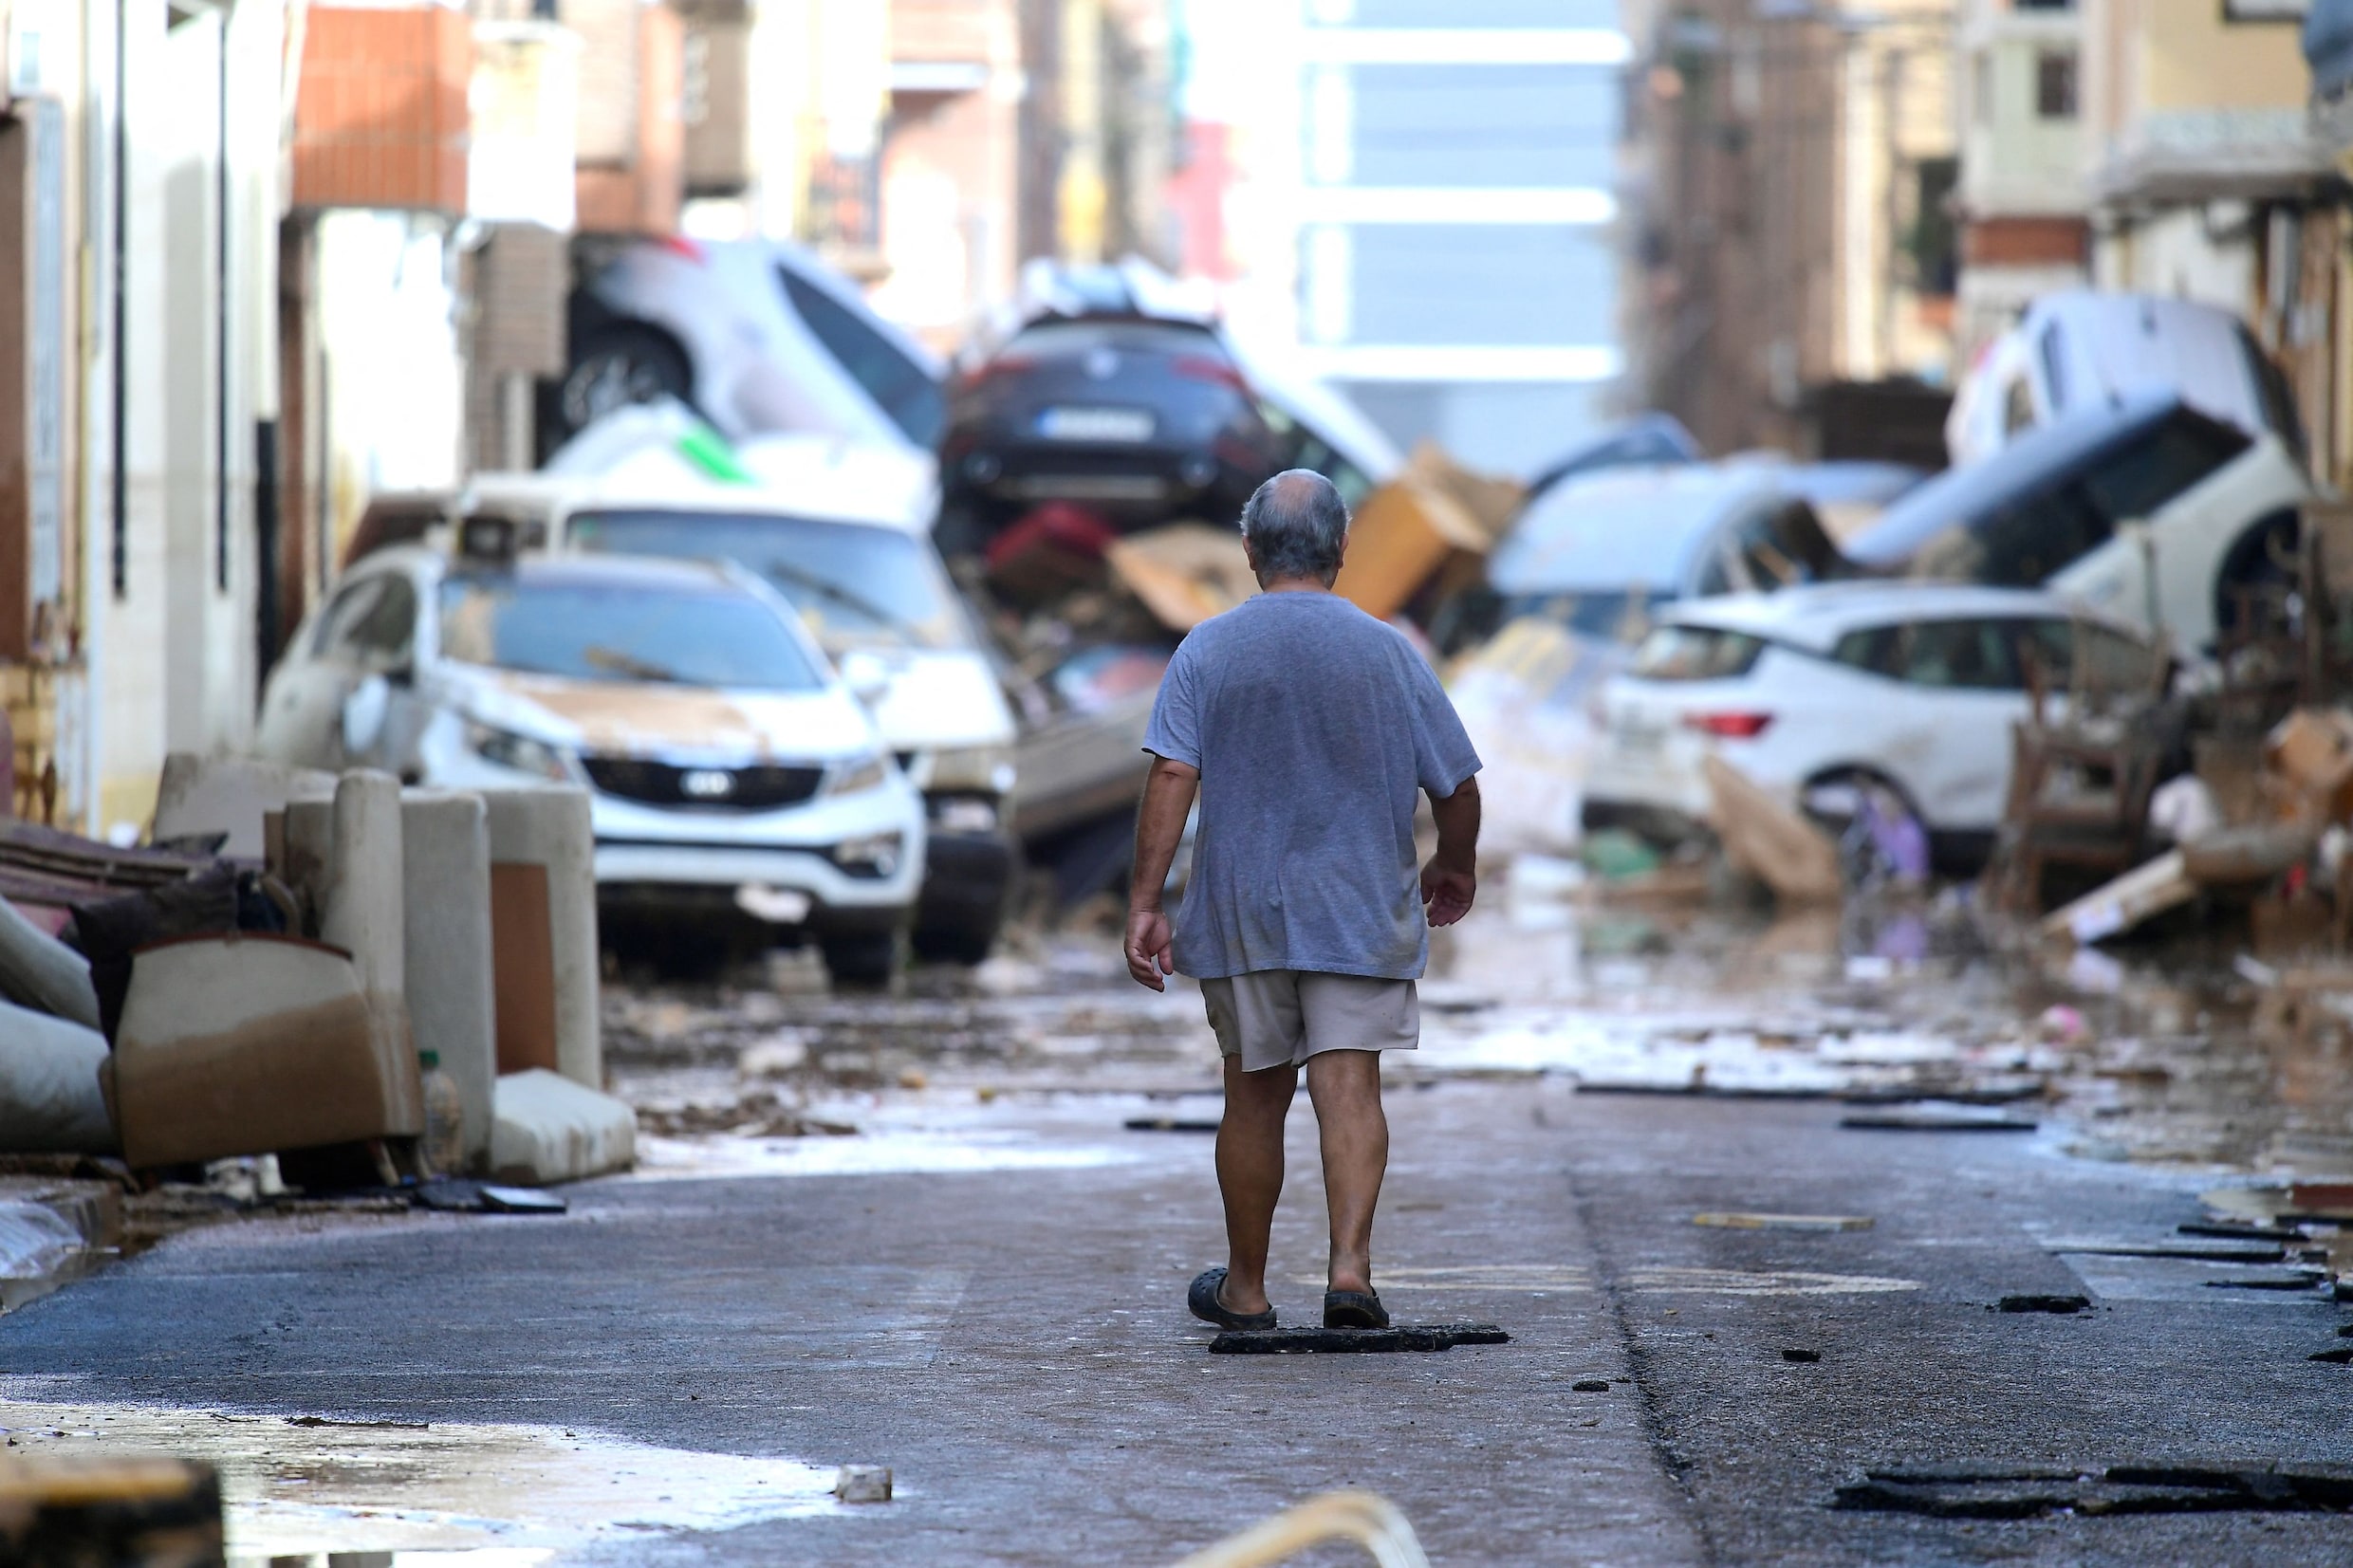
xmin=418 ymin=1049 xmax=440 ymax=1069
xmin=676 ymin=424 xmax=755 ymax=485
xmin=1581 ymin=828 xmax=1661 ymax=881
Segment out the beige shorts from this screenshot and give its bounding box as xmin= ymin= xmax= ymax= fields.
xmin=1198 ymin=970 xmax=1420 ymax=1074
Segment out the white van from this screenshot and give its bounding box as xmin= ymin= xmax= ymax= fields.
xmin=1949 ymin=291 xmax=2307 ymax=470
xmin=462 ymin=431 xmax=1023 ymax=962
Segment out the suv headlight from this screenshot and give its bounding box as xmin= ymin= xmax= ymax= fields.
xmin=464 ymin=718 xmax=575 ymax=783
xmin=824 ymin=750 xmax=891 ymax=797
xmin=831 ymin=831 xmax=904 ymax=877
xmin=927 ymin=744 xmax=1016 ymax=795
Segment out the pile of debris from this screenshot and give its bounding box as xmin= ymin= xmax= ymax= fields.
xmin=0 ymin=755 xmax=639 ymax=1273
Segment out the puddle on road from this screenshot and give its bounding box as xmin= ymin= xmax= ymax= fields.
xmin=0 ymin=1395 xmax=840 ymax=1558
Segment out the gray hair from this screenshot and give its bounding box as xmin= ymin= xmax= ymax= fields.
xmin=1239 ymin=470 xmax=1349 ymax=581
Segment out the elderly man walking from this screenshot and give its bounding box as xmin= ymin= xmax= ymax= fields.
xmin=1125 ymin=469 xmax=1482 ymax=1331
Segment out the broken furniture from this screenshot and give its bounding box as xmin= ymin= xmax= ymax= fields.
xmin=489 ymin=1067 xmax=636 ymax=1186
xmin=1988 ymin=621 xmax=2171 ymax=916
xmin=0 ymin=1000 xmax=115 ymax=1153
xmin=105 ymin=933 xmax=414 ymax=1169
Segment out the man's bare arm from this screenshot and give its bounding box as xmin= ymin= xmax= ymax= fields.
xmin=1126 ymin=756 xmax=1201 ymax=989
xmin=1421 ymin=773 xmax=1480 ymax=928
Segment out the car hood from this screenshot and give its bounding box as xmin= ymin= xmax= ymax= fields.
xmin=441 ymin=664 xmax=877 ymax=762
xmin=834 ymin=648 xmax=1016 ymax=751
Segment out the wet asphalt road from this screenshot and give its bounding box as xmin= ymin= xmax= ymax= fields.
xmin=3 ymin=1041 xmax=2350 ymax=1564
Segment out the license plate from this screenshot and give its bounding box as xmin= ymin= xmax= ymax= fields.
xmin=1037 ymin=406 xmax=1155 ymax=442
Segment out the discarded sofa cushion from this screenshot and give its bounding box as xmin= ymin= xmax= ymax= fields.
xmin=0 ymin=1000 xmax=118 ymax=1153
xmin=0 ymin=895 xmax=101 ymax=1030
xmin=490 ymin=1069 xmax=635 ymax=1186
xmin=109 ymin=933 xmax=413 ymax=1170
xmin=68 ymin=869 xmax=291 ymax=1042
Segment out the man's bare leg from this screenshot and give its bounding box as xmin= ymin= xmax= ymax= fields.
xmin=1214 ymin=1058 xmax=1296 ymax=1315
xmin=1305 ymin=1048 xmax=1388 ymax=1295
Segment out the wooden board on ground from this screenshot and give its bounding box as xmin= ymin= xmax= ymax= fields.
xmin=1702 ymin=756 xmax=1841 ymax=905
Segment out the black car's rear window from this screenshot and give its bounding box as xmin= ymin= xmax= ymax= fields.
xmin=1002 ymin=318 xmax=1230 ymax=361
xmin=1631 ymin=625 xmax=1764 ymax=681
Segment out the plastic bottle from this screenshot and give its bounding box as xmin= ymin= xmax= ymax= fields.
xmin=419 ymin=1050 xmax=465 ymax=1176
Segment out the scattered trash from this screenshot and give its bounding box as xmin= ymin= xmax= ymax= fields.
xmin=1569 ymin=1378 xmax=1611 ymax=1393
xmin=489 ymin=1069 xmax=637 ymax=1186
xmin=1781 ymin=1347 xmax=1821 ymax=1363
xmin=2040 ymin=850 xmax=2193 ymax=947
xmin=1996 ymin=1294 xmax=2089 ymax=1314
xmin=1839 ymin=1109 xmax=2038 ymax=1133
xmin=832 ymin=1465 xmax=893 ymax=1503
xmin=1208 ymin=1324 xmax=1510 ymax=1355
xmin=1170 ymin=1487 xmax=1430 ymax=1568
xmin=1834 ymin=1462 xmax=2353 ymax=1517
xmin=2203 ymin=1271 xmax=2328 ymax=1291
xmin=1124 ymin=1117 xmax=1221 ymax=1134
xmin=1704 ymin=756 xmax=1843 ymax=905
xmin=1693 ymin=1211 xmax=1872 ymax=1231
xmin=2047 ymin=1240 xmax=2287 ymax=1264
xmin=412 ymin=1178 xmax=568 ymax=1215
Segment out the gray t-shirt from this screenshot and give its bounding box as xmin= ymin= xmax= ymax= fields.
xmin=1142 ymin=591 xmax=1481 ymax=981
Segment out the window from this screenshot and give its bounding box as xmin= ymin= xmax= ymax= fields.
xmin=2077 ymin=412 xmax=2251 ymax=527
xmin=1910 ymin=157 xmax=1959 ymax=296
xmin=1915 ymin=483 xmax=2111 ymax=586
xmin=1893 ymin=619 xmax=2022 ymax=692
xmin=2013 ymin=618 xmax=2157 ymax=693
xmin=2035 ymin=49 xmax=2077 ymax=120
xmin=437 ymin=576 xmax=824 ymax=692
xmin=310 ymin=575 xmax=417 ymax=670
xmin=2239 ymin=323 xmax=2310 ymax=464
xmin=774 ymin=269 xmax=946 ymax=448
xmin=1631 ymin=626 xmax=1764 ymax=682
xmin=567 ymin=508 xmax=975 ymax=653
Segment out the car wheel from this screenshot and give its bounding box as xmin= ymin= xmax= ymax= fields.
xmin=558 ymin=325 xmax=695 ymax=436
xmin=821 ymin=928 xmax=908 ymax=988
xmin=912 ymin=918 xmax=997 ymax=967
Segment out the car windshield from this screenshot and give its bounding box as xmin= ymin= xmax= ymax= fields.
xmin=437 ymin=575 xmax=824 ymax=692
xmin=1003 ymin=317 xmax=1230 ymax=361
xmin=567 ymin=509 xmax=974 ymax=653
xmin=1490 ymin=471 xmax=1763 ymax=596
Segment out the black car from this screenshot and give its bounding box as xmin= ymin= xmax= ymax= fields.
xmin=936 ymin=315 xmax=1291 ymax=553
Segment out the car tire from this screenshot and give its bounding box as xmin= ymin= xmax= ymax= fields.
xmin=821 ymin=928 xmax=908 ymax=988
xmin=912 ymin=918 xmax=998 ymax=967
xmin=558 ymin=325 xmax=695 ymax=437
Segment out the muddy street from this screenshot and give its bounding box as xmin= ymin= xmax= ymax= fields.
xmin=5 ymin=899 xmax=2350 ymax=1563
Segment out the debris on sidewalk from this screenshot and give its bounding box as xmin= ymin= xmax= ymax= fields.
xmin=0 ymin=1001 xmax=115 ymax=1154
xmin=832 ymin=1465 xmax=894 ymax=1503
xmin=0 ymin=892 xmax=99 ymax=1028
xmin=106 ymin=933 xmax=399 ymax=1170
xmin=2037 ymin=849 xmax=2193 ymax=946
xmin=0 ymin=1451 xmax=222 ymax=1560
xmin=490 ymin=1069 xmax=638 ymax=1186
xmin=1704 ymin=756 xmax=1842 ymax=905
xmin=1208 ymin=1323 xmax=1510 ymax=1355
xmin=1692 ymin=1212 xmax=1872 ymax=1231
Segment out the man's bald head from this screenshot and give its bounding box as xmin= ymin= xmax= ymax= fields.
xmin=1239 ymin=469 xmax=1349 ymax=585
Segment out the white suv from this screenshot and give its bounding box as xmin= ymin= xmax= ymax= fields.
xmin=255 ymin=543 xmax=926 ymax=982
xmin=1585 ymin=581 xmax=2159 ymax=870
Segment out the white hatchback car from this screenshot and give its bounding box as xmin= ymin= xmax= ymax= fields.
xmin=1584 ymin=582 xmax=2161 ymax=870
xmin=254 ymin=544 xmax=926 ymax=981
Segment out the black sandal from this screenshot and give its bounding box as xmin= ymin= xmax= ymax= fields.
xmin=1189 ymin=1267 xmax=1277 ymax=1331
xmin=1324 ymin=1288 xmax=1389 ymax=1329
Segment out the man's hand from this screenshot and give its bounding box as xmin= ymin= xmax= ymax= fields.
xmin=1421 ymin=858 xmax=1475 ymax=927
xmin=1126 ymin=907 xmax=1175 ymax=990
xmin=1422 ymin=773 xmax=1481 ymax=928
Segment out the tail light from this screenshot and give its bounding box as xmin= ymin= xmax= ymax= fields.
xmin=1682 ymin=711 xmax=1773 ymax=739
xmin=958 ymin=356 xmax=1036 ymax=392
xmin=1172 ymin=354 xmax=1250 ymax=394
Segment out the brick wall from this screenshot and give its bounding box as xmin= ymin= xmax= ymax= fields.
xmin=293 ymin=8 xmax=473 ymax=214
